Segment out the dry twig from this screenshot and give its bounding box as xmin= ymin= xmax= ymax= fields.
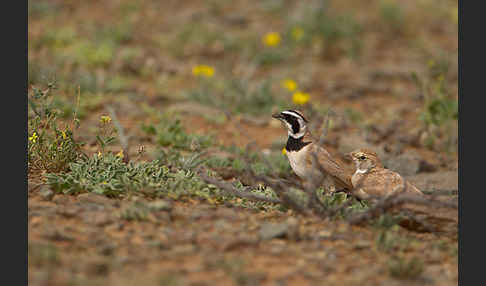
xmin=348 ymin=192 xmax=458 ymax=225
xmin=197 ymin=168 xmax=282 ymax=205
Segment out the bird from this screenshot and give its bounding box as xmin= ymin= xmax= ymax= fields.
xmin=272 ymin=109 xmax=353 ymax=194
xmin=348 ymin=148 xmax=424 ymax=200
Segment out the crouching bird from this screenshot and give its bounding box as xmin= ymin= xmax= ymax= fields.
xmin=272 ymin=110 xmax=354 ymax=197
xmin=349 ymin=149 xmax=424 ymax=200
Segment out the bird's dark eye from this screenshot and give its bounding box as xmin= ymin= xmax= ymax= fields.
xmin=359 ymin=156 xmax=366 ymax=160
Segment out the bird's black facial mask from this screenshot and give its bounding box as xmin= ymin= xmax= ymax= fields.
xmin=272 ymin=110 xmax=307 ymax=138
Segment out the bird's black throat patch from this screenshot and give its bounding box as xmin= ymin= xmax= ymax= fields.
xmin=285 ymin=136 xmax=311 ymax=152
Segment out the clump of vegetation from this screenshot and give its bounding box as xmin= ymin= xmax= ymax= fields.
xmin=379 ymin=0 xmax=405 ymax=35
xmin=413 ymin=56 xmax=458 ymax=152
xmin=28 ymin=82 xmax=85 ymax=173
xmin=28 ymin=242 xmax=59 ymax=269
xmin=119 ymin=201 xmax=153 ymax=221
xmin=219 ymin=145 xmax=292 ymax=177
xmin=287 ymin=3 xmax=363 ymax=60
xmin=45 ymin=152 xmax=211 ymax=198
xmin=141 ymin=114 xmax=213 ymax=151
xmin=388 ymin=255 xmax=424 ymax=280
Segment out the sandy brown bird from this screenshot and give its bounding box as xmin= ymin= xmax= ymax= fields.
xmin=272 ymin=110 xmax=353 ymax=193
xmin=349 ymin=149 xmax=424 ymax=200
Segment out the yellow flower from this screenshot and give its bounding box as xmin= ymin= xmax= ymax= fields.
xmin=282 ymin=148 xmax=287 ymax=155
xmin=263 ymin=32 xmax=281 ymax=47
xmin=97 ymin=151 xmax=102 ymax=158
xmin=281 ymin=79 xmax=298 ymax=92
xmin=61 ymin=130 xmax=67 ymax=140
xmin=192 ymin=65 xmax=215 ymax=78
xmin=116 ymin=149 xmax=124 ymax=159
xmin=100 ymin=115 xmax=112 ymax=124
xmin=292 ymin=91 xmax=310 ymax=105
xmin=291 ymin=27 xmax=304 ymax=41
xmin=29 ymin=132 xmax=38 ymax=143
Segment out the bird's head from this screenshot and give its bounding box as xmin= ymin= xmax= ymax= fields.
xmin=349 ymin=149 xmax=383 ymax=172
xmin=272 ymin=109 xmax=308 ymax=139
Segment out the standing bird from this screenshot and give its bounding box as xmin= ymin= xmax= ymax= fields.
xmin=349 ymin=149 xmax=424 ymax=200
xmin=272 ymin=110 xmax=353 ymax=194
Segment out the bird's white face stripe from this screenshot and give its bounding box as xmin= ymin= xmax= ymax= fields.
xmin=280 ymin=110 xmax=307 ymax=138
xmin=281 ymin=110 xmax=304 ymax=120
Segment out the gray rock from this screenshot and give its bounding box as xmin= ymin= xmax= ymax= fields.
xmin=384 ymin=151 xmax=421 ymax=176
xmin=405 ymin=171 xmax=458 ymax=193
xmin=77 ymin=193 xmax=112 ymax=205
xmin=259 ymin=222 xmax=289 ymax=240
xmin=82 ymin=212 xmax=114 ymax=227
xmin=148 ymin=200 xmax=172 ymax=212
xmin=52 ymin=195 xmax=70 ymax=204
xmin=39 ymin=187 xmax=55 ymax=201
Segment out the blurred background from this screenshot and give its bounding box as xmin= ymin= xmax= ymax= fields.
xmin=28 ymin=0 xmax=458 ymax=156
xmin=28 ymin=0 xmax=458 ymax=285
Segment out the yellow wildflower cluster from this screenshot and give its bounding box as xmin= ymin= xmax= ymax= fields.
xmin=263 ymin=32 xmax=281 ymax=47
xmin=29 ymin=132 xmax=38 ymax=143
xmin=282 ymin=148 xmax=287 ymax=155
xmin=192 ymin=65 xmax=215 ymax=78
xmin=280 ymin=78 xmax=310 ymax=105
xmin=281 ymin=79 xmax=298 ymax=92
xmin=292 ymin=91 xmax=310 ymax=105
xmin=100 ymin=115 xmax=112 ymax=124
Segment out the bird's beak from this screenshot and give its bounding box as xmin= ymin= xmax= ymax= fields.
xmin=272 ymin=112 xmax=283 ymax=120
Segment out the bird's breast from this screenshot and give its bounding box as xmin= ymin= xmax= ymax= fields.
xmin=286 ymin=145 xmax=312 ymax=179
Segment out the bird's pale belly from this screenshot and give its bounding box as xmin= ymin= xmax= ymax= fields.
xmin=286 ymin=146 xmax=311 ymax=179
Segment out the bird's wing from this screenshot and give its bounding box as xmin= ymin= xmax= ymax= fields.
xmin=404 ymin=181 xmax=424 ymax=195
xmin=306 ymin=144 xmax=353 ymax=190
xmin=379 ymin=169 xmax=423 ymax=195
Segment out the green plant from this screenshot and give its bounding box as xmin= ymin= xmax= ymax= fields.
xmin=412 ymin=61 xmax=458 ymax=152
xmin=373 ymin=214 xmax=401 ymax=229
xmin=374 ymin=224 xmax=412 ymax=253
xmin=344 ymin=108 xmax=364 ymax=125
xmin=45 ymin=153 xmax=165 ymax=197
xmin=254 ymin=49 xmax=286 ymax=66
xmin=71 ymin=40 xmax=115 ymax=68
xmin=388 ymin=255 xmax=424 ymax=280
xmin=28 ymin=82 xmax=85 ymax=173
xmin=28 ymin=0 xmax=60 ymax=17
xmin=96 ymin=115 xmax=117 ymax=153
xmin=119 ymin=201 xmax=152 ymax=221
xmin=379 ymin=0 xmax=405 ymax=35
xmin=289 ymin=4 xmax=362 ymax=60
xmin=45 ymin=152 xmax=222 ymax=200
xmin=160 ymin=21 xmax=241 ymax=59
xmin=28 ymin=242 xmax=59 ymax=268
xmin=142 ymin=115 xmax=213 ymax=151
xmin=375 ymin=230 xmax=399 ymax=252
